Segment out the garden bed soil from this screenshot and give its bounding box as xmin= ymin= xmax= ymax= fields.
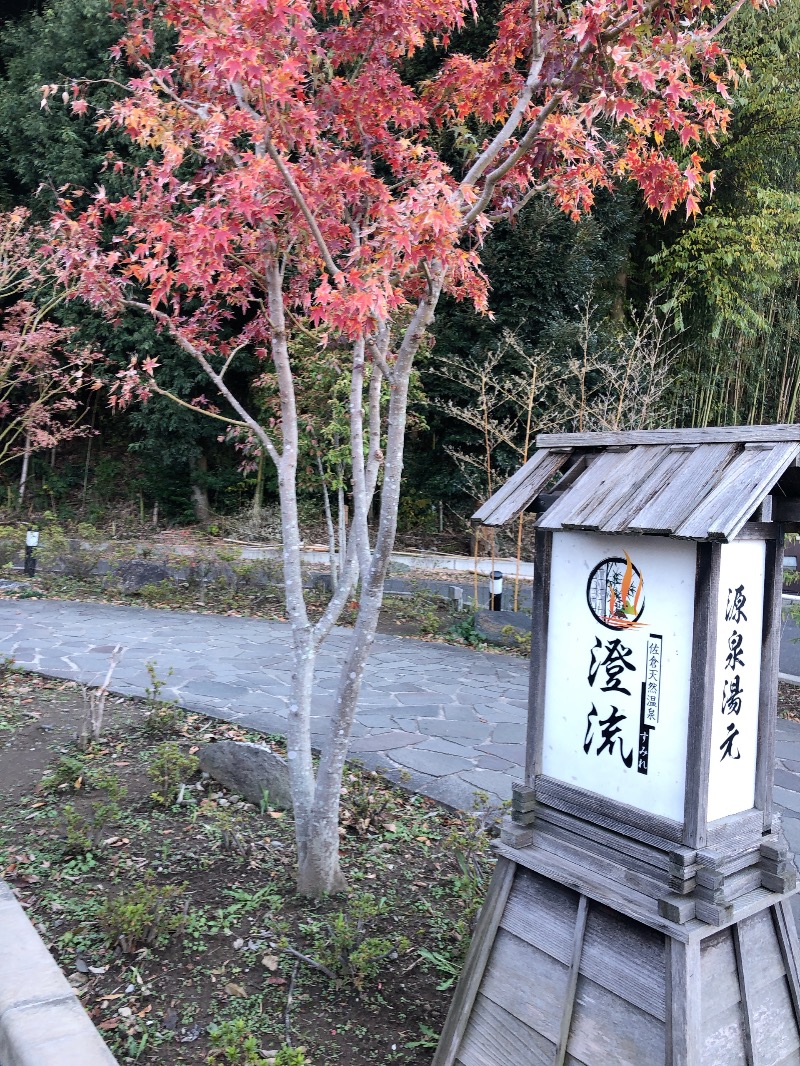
xmin=0 ymin=667 xmax=495 ymax=1066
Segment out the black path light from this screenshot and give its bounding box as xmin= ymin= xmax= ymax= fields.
xmin=435 ymin=424 xmax=800 ymax=1066
xmin=490 ymin=569 xmax=504 ymax=611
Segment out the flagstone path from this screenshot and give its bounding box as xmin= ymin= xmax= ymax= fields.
xmin=4 ymin=597 xmax=800 ymax=890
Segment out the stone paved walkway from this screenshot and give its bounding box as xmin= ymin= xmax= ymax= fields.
xmin=0 ymin=600 xmax=529 ymax=812
xmin=4 ymin=598 xmax=800 ymax=885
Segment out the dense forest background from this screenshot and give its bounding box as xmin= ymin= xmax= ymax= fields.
xmin=2 ymin=0 xmax=800 ymax=537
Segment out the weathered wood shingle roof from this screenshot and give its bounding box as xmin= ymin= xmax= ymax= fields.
xmin=471 ymin=425 xmax=800 ymax=542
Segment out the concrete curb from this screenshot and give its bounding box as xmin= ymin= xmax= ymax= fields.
xmin=0 ymin=880 xmax=118 ymax=1066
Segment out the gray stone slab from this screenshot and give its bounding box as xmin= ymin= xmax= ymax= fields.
xmin=782 ymin=814 xmax=800 ymax=857
xmin=417 ymin=737 xmax=480 ymax=759
xmin=394 ymin=692 xmax=455 ymax=707
xmin=491 ymin=722 xmax=526 ymax=745
xmin=774 ymin=785 xmax=800 ymax=817
xmin=477 ymin=742 xmax=525 ymax=767
xmin=384 ymin=704 xmax=443 ymax=719
xmin=476 ymin=754 xmax=514 ymax=771
xmin=458 ymin=767 xmax=521 ymax=801
xmin=349 ymin=731 xmax=424 ymax=753
xmin=176 ymin=680 xmax=248 ymax=699
xmin=775 ymin=768 xmax=800 ymax=793
xmin=388 ymin=747 xmax=475 ymax=777
xmin=416 ymin=718 xmax=492 ymax=743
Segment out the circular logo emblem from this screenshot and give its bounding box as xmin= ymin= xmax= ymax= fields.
xmin=586 ymin=552 xmax=645 ymax=630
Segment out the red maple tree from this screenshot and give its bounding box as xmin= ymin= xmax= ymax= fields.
xmin=0 ymin=209 xmax=96 ymax=501
xmin=52 ymin=0 xmax=756 ymax=893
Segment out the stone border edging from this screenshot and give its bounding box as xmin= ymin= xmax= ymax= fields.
xmin=0 ymin=880 xmax=118 ymax=1066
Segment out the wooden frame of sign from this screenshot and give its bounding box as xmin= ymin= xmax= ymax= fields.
xmin=435 ymin=426 xmax=800 ymax=1066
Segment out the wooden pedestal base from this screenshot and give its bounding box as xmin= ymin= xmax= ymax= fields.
xmin=433 ymin=850 xmax=800 ymax=1066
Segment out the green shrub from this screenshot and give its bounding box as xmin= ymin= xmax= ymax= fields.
xmin=0 ymin=526 xmax=23 ymax=571
xmin=302 ymin=891 xmax=409 ymax=990
xmin=147 ymin=742 xmax=199 ymax=806
xmin=142 ymin=662 xmax=181 ymax=735
xmin=98 ymin=877 xmax=187 ymax=953
xmin=207 ymin=1019 xmax=261 ymax=1066
xmin=61 ymin=770 xmax=127 ymax=856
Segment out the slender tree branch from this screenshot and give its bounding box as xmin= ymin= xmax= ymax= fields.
xmin=123 ymin=298 xmax=282 ymax=466
xmin=146 ymin=380 xmax=249 ymax=428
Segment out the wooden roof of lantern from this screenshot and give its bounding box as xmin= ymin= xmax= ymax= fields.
xmin=471 ymin=424 xmax=800 ymax=541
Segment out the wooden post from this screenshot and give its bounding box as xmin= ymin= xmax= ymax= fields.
xmin=755 ymin=528 xmax=784 ymax=830
xmin=666 ymin=937 xmax=701 ymax=1066
xmin=682 ymin=542 xmax=721 ymax=849
xmin=431 ymin=857 xmax=515 ymax=1066
xmin=526 ymin=528 xmax=553 ymax=785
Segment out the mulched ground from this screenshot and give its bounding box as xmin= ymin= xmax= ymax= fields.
xmin=0 ymin=666 xmax=496 ymax=1066
xmin=779 ymin=680 xmax=800 ymax=721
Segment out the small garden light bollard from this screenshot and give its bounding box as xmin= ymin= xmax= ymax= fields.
xmin=490 ymin=569 xmax=503 ymax=611
xmin=24 ymin=528 xmax=39 ymax=577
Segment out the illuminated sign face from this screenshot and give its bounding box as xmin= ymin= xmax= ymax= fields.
xmin=540 ymin=533 xmax=764 ymax=825
xmin=707 ymin=541 xmax=765 ymax=821
xmin=542 ymin=533 xmax=697 ymax=821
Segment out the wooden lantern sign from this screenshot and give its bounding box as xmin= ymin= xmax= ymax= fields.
xmin=434 ymin=425 xmax=800 ymax=1066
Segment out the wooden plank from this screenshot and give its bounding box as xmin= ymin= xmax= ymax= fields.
xmin=683 ymin=543 xmax=720 ymax=849
xmin=484 ymin=926 xmax=666 ymax=1066
xmin=481 ymin=929 xmax=570 ymax=1045
xmin=472 ymin=449 xmax=570 ymax=527
xmin=526 ymin=528 xmax=552 ymax=784
xmin=537 ymin=425 xmax=800 ymax=449
xmin=702 ymin=999 xmax=749 ymax=1066
xmin=567 ymin=973 xmax=665 ymax=1066
xmin=536 ymin=807 xmax=671 ymax=872
xmin=536 ymin=450 xmax=632 ymax=531
xmin=500 ymin=867 xmax=579 ymax=961
xmin=695 ymin=867 xmax=764 ymax=906
xmin=701 ymin=927 xmax=742 ymax=1016
xmin=530 ymin=823 xmax=668 ymax=901
xmin=432 ymin=857 xmax=516 ymax=1066
xmin=726 ymin=909 xmax=800 ymax=1066
xmin=667 ymin=937 xmax=701 ymax=1066
xmin=554 ymin=894 xmax=589 ymax=1066
xmin=457 ymin=994 xmax=555 ymax=1066
xmin=737 ymin=910 xmax=787 ymax=991
xmin=557 ymin=444 xmax=671 ymax=531
xmin=627 ymin=443 xmax=739 ymax=535
xmin=493 ymin=840 xmax=696 ymax=942
xmin=735 ymin=522 xmax=781 ymax=540
xmin=732 ymin=924 xmax=756 ymax=1066
xmin=675 ymin=442 xmax=799 ymax=541
xmin=581 ymin=900 xmax=666 ymax=1020
xmin=773 ymin=901 xmax=800 ymax=1029
xmin=536 ymin=775 xmax=683 ymax=846
xmin=748 ymin=974 xmax=800 ymax=1063
xmin=534 ymin=815 xmax=669 ymax=885
xmin=756 ymin=533 xmax=784 ymax=829
xmin=706 ymin=809 xmax=764 ymax=850
xmin=602 ymin=445 xmax=707 ymax=534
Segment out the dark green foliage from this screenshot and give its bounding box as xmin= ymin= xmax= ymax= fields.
xmin=0 ymin=0 xmax=125 ymax=213
xmin=414 ymin=189 xmax=637 ymax=502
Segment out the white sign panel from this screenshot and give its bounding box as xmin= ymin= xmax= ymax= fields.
xmin=541 ymin=532 xmax=697 ymax=821
xmin=706 ymin=541 xmax=765 ymax=822
xmin=25 ymin=530 xmax=39 ymax=547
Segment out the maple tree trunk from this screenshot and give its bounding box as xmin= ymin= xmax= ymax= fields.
xmin=190 ymin=454 xmax=211 ymax=525
xmin=17 ymin=431 xmax=32 ymax=506
xmin=295 ymin=282 xmax=443 ymax=897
